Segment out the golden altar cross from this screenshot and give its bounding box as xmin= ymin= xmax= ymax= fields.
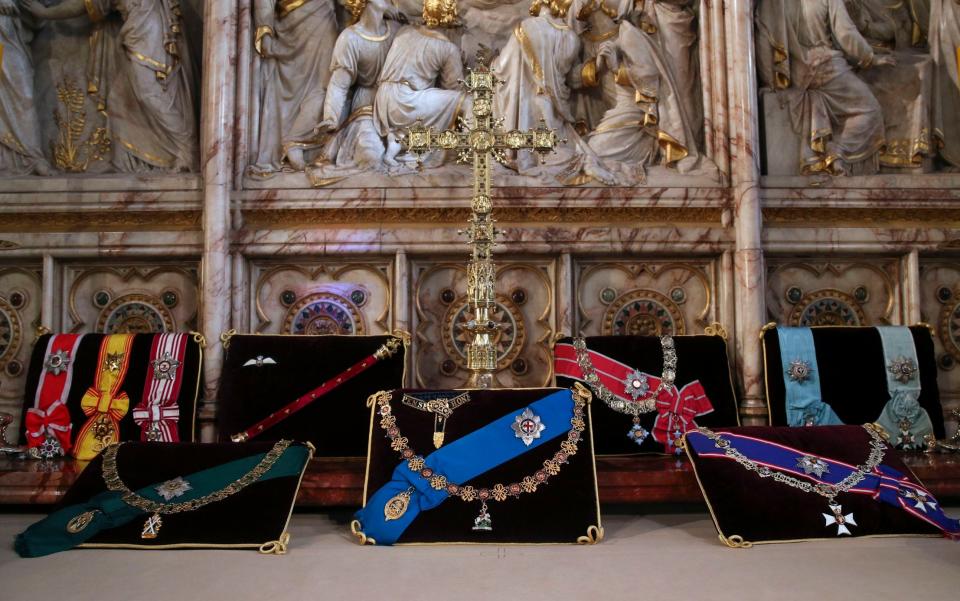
xmin=402 ymin=56 xmax=559 ymax=388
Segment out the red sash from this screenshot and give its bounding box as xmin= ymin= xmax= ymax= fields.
xmin=132 ymin=333 xmax=189 ymax=442
xmin=26 ymin=334 xmax=83 ymax=452
xmin=555 ymin=341 xmax=714 ymax=446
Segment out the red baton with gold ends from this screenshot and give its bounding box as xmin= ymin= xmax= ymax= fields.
xmin=230 ymin=337 xmax=403 ymax=442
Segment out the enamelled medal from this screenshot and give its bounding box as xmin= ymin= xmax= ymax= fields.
xmin=375 ymin=385 xmax=589 ymax=532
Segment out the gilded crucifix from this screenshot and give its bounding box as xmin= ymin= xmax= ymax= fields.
xmin=402 ymin=55 xmax=559 ymax=388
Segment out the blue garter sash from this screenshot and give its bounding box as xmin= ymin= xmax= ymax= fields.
xmin=355 ymin=389 xmax=574 ymax=545
xmin=776 ymin=327 xmax=843 ymax=427
xmin=686 ymin=429 xmax=960 ymax=539
xmin=875 ymin=327 xmax=933 ymax=448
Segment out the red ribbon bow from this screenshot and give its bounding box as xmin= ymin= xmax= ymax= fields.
xmin=652 ymin=381 xmax=713 ymax=447
xmin=25 ymin=404 xmax=73 ymax=451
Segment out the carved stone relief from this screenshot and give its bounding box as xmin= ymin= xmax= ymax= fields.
xmin=249 ymin=259 xmax=393 ymax=334
xmin=0 ymin=265 xmax=42 ymax=416
xmin=756 ymin=0 xmax=960 ymax=175
xmin=245 ymin=0 xmax=720 ymax=187
xmin=413 ymin=258 xmax=554 ymax=389
xmin=766 ymin=259 xmax=900 ymax=326
xmin=919 ymin=259 xmax=960 ymax=433
xmin=63 ymin=263 xmax=200 ymax=333
xmin=1 ymin=0 xmax=203 ymax=176
xmin=573 ymin=259 xmax=717 ymax=336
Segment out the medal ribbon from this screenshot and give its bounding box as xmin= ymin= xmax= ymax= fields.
xmin=776 ymin=327 xmax=843 ymax=427
xmin=874 ymin=326 xmax=932 ymax=447
xmin=555 ymin=342 xmax=713 ymax=441
xmin=231 ymin=337 xmax=402 ymax=442
xmin=652 ymin=381 xmax=712 ymax=447
xmin=26 ymin=334 xmax=83 ymax=451
xmin=14 ymin=443 xmax=312 ymax=557
xmin=355 ymin=389 xmax=574 ymax=545
xmin=132 ymin=333 xmax=188 ymax=442
xmin=686 ymin=429 xmax=960 ymax=539
xmin=74 ymin=335 xmax=134 ymax=461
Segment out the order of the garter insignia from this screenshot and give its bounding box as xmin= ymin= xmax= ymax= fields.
xmin=44 ymin=349 xmax=71 ymax=375
xmin=796 ymin=455 xmax=830 ymax=477
xmin=887 ymin=356 xmax=918 ymax=383
xmin=152 ymin=352 xmax=182 ymax=380
xmin=623 ymin=370 xmax=650 ymax=400
xmin=823 ymin=502 xmax=856 ymax=536
xmin=155 ymin=477 xmax=192 ymax=501
xmin=242 ymin=356 xmax=277 ymax=368
xmin=786 ymin=358 xmax=812 ymax=383
xmin=512 ymin=407 xmax=545 ymax=446
xmin=384 ymin=488 xmax=413 ymax=521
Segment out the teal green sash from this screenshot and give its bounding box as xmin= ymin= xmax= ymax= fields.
xmin=15 ymin=444 xmax=310 ymax=557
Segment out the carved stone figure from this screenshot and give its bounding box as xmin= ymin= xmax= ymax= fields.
xmin=633 ymin=0 xmax=702 ymax=149
xmin=312 ymin=0 xmax=399 ymax=176
xmin=573 ymin=0 xmax=623 ymax=131
xmin=493 ymin=0 xmax=617 ymax=184
xmin=847 ymin=0 xmax=936 ymax=170
xmin=586 ymin=19 xmax=701 ymax=181
xmin=25 ymin=0 xmax=198 ymax=173
xmin=0 ymin=1 xmax=50 ymax=175
xmin=756 ymin=0 xmax=896 ymax=175
xmin=250 ymin=0 xmax=338 ymax=173
xmin=929 ymin=0 xmax=960 ymax=169
xmin=373 ymin=0 xmax=469 ymax=167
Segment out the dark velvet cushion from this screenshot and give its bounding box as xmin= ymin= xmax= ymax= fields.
xmin=363 ymin=387 xmax=601 ymax=544
xmin=555 ymin=335 xmax=740 ymax=454
xmin=686 ymin=425 xmax=941 ymax=544
xmin=762 ymin=326 xmax=945 ymax=436
xmin=19 ymin=333 xmax=203 ymax=446
xmin=216 ymin=334 xmax=406 ymax=455
xmin=60 ymin=441 xmax=310 ymax=548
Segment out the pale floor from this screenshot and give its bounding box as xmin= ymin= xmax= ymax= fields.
xmin=1 ymin=511 xmax=958 ymax=601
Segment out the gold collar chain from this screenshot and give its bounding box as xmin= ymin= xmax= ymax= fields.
xmin=373 ymin=385 xmax=590 ymax=530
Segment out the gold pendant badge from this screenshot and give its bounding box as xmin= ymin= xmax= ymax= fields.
xmin=66 ymin=510 xmax=98 ymax=534
xmin=384 ymin=489 xmax=412 ymax=521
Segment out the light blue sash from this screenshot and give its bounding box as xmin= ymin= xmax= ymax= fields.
xmin=875 ymin=327 xmax=932 ymax=448
xmin=776 ymin=327 xmax=843 ymax=427
xmin=355 ymin=389 xmax=573 ymax=545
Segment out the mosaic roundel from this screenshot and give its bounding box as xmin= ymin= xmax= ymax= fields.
xmin=283 ymin=292 xmax=365 ymax=336
xmin=97 ymin=293 xmax=175 ymax=333
xmin=442 ymin=293 xmax=525 ymax=370
xmin=602 ymin=289 xmax=686 ymax=336
xmin=938 ymin=295 xmax=960 ymax=363
xmin=789 ymin=289 xmax=865 ymax=327
xmin=0 ymin=296 xmax=23 ymax=368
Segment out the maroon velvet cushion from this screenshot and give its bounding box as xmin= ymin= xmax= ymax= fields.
xmin=19 ymin=333 xmax=203 ymax=446
xmin=556 ymin=334 xmax=740 ymax=454
xmin=61 ymin=441 xmax=312 ymax=549
xmin=686 ymin=425 xmax=942 ymax=545
xmin=363 ymin=387 xmax=602 ymax=544
xmin=762 ymin=326 xmax=945 ymax=436
xmin=216 ymin=333 xmax=406 ymax=455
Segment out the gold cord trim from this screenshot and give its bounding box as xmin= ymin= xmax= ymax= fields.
xmin=258 ymin=532 xmax=290 ymax=554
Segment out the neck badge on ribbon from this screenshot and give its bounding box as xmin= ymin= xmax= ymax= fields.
xmin=74 ymin=335 xmax=134 ymax=460
xmin=27 ymin=334 xmax=84 ymax=458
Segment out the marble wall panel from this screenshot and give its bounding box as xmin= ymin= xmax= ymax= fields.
xmin=413 ymin=258 xmax=555 ymax=389
xmin=61 ymin=263 xmax=200 ymax=333
xmin=572 ymin=258 xmax=719 ymax=337
xmin=248 ymin=259 xmax=394 ymax=335
xmin=765 ymin=259 xmax=902 ymax=327
xmin=919 ymin=259 xmax=960 ymax=435
xmin=0 ymin=265 xmax=42 ymax=416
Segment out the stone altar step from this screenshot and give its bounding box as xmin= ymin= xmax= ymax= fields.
xmin=0 ymin=453 xmax=957 ymax=507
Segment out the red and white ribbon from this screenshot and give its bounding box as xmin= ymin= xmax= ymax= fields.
xmin=26 ymin=334 xmax=83 ymax=451
xmin=132 ymin=333 xmax=188 ymax=442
